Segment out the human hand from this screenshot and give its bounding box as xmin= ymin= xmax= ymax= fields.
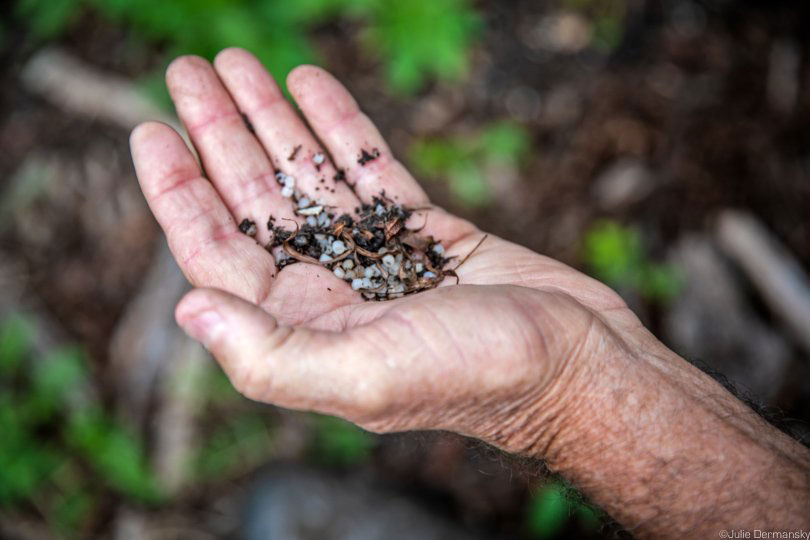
xmin=130 ymin=48 xmax=640 ymax=454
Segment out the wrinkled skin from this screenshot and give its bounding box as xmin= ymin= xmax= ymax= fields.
xmin=130 ymin=48 xmax=638 ymax=452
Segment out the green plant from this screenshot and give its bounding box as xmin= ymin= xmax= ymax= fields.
xmin=583 ymin=220 xmax=680 ymax=302
xmin=410 ymin=121 xmax=531 ymax=207
xmin=363 ymin=0 xmax=482 ymax=94
xmin=310 ymin=414 xmax=375 ymax=466
xmin=525 ymin=479 xmax=601 ymax=539
xmin=192 ymin=369 xmax=276 ymax=481
xmin=0 ymin=315 xmax=160 ymax=536
xmin=14 ymin=0 xmax=482 ymax=96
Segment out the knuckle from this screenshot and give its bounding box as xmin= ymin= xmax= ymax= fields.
xmin=353 ymin=371 xmax=394 ymax=421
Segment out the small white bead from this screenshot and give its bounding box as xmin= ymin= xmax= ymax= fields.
xmin=351 ymin=278 xmax=364 ymax=290
xmin=432 ymin=244 xmax=445 ymax=255
xmin=281 ymin=186 xmax=294 ymax=198
xmin=382 ymin=254 xmax=396 ymax=267
xmin=298 ymin=197 xmax=310 ymax=208
xmin=283 ymin=176 xmax=295 ymax=188
xmin=319 ymin=253 xmax=332 ymax=263
xmin=306 ymin=216 xmax=317 ymax=227
xmin=333 ymin=267 xmax=345 ymax=279
xmin=332 ymin=240 xmax=346 ymax=255
xmin=313 ymin=152 xmax=325 ymax=165
xmin=423 ymin=271 xmax=437 ymax=278
xmin=415 ymin=262 xmax=424 ymax=273
xmin=297 ymin=205 xmax=323 ymax=216
xmin=342 ymin=259 xmax=354 ymax=270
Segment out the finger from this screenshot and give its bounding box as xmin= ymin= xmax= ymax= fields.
xmin=213 ymin=48 xmax=360 ymax=213
xmin=131 ymin=121 xmax=276 ymax=302
xmin=176 ymin=287 xmax=392 ymax=420
xmin=287 ymin=65 xmax=430 ymax=206
xmin=166 ymin=55 xmax=297 ymax=243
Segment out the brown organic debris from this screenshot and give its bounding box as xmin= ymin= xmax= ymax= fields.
xmin=357 ymin=148 xmax=380 ymax=166
xmin=236 ymin=150 xmax=487 ymax=301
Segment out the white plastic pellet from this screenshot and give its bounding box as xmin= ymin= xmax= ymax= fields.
xmin=319 ymin=253 xmax=332 ymax=263
xmin=306 ymin=216 xmax=317 ymax=227
xmin=415 ymin=262 xmax=424 ymax=273
xmin=298 ymin=205 xmax=323 ymax=216
xmin=281 ymin=186 xmax=294 ymax=198
xmin=332 ymin=240 xmax=346 ymax=255
xmin=382 ymin=254 xmax=396 ymax=267
xmin=298 ymin=197 xmax=310 ymax=208
xmin=423 ymin=271 xmax=437 ymax=278
xmin=432 ymin=244 xmax=445 ymax=255
xmin=342 ymin=259 xmax=354 ymax=270
xmin=313 ymin=152 xmax=325 ymax=165
xmin=333 ymin=267 xmax=345 ymax=279
xmin=351 ymin=278 xmax=364 ymax=290
xmin=283 ymin=176 xmax=295 ymax=188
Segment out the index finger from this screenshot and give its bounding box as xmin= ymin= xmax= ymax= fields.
xmin=131 ymin=121 xmax=277 ymax=303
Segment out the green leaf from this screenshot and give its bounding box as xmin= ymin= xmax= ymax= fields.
xmin=53 ymin=489 xmax=93 ymax=534
xmin=526 ymin=481 xmax=571 ymax=539
xmin=641 ymin=264 xmax=681 ymax=302
xmin=582 ymin=220 xmax=643 ymax=286
xmin=0 ymin=315 xmax=31 ymax=375
xmin=481 ymin=122 xmax=531 ymax=164
xmin=310 ymin=414 xmax=374 ymax=466
xmin=409 ymin=139 xmax=466 ymax=177
xmin=449 ymin=161 xmax=489 ymax=207
xmin=66 ymin=409 xmax=161 ymax=503
xmin=16 ymin=0 xmax=81 ymax=39
xmin=366 ymin=0 xmax=482 ymax=93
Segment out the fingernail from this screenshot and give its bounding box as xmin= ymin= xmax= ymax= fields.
xmin=182 ymin=310 xmax=225 ymax=347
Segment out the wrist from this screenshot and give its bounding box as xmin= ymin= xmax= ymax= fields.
xmin=518 ymin=322 xmax=810 ymax=537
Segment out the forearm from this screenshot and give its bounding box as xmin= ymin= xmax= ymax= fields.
xmin=529 ymin=329 xmax=810 ymax=538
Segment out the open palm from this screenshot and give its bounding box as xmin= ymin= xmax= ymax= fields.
xmin=131 ymin=48 xmax=635 ymax=446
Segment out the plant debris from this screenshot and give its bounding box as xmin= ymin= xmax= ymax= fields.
xmin=357 ymin=148 xmax=380 ymax=166
xmin=235 ymin=153 xmax=488 ymax=301
xmin=238 ymin=218 xmax=257 ymax=237
xmin=247 ymin=171 xmax=480 ymax=300
xmin=288 ymin=144 xmax=302 ymax=161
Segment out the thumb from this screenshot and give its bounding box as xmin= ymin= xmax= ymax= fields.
xmin=175 ymin=288 xmax=391 ymax=419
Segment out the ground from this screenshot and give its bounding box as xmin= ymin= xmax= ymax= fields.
xmin=1 ymin=1 xmax=809 ymax=538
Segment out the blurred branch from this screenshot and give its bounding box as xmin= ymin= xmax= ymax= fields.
xmin=21 ymin=47 xmax=185 ymax=140
xmin=716 ymin=210 xmax=810 ymax=356
xmin=109 ymin=240 xmax=211 ymax=494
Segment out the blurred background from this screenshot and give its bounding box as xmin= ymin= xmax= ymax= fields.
xmin=2 ymin=0 xmax=810 ymax=538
